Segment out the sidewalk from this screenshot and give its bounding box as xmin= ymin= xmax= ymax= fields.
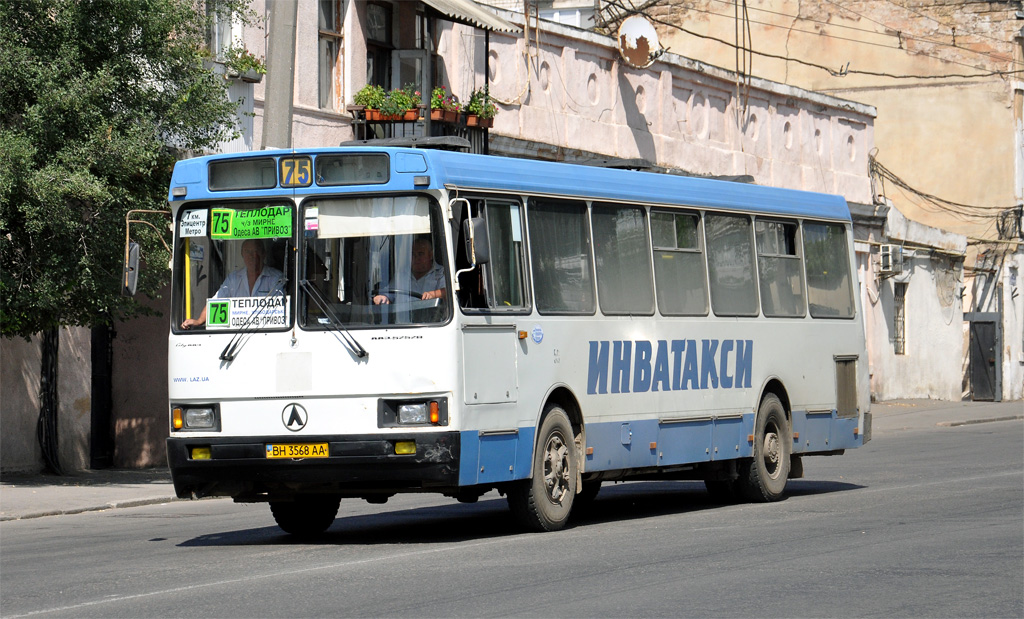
xmin=1 ymin=400 xmax=1020 ymax=522
xmin=0 ymin=467 xmax=179 ymax=522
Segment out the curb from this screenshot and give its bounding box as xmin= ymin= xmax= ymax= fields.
xmin=937 ymin=415 xmax=1024 ymax=428
xmin=0 ymin=496 xmax=181 ymax=522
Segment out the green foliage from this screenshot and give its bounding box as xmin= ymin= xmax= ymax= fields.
xmin=378 ymin=85 xmax=419 ymax=117
xmin=352 ymin=83 xmax=384 ymax=108
xmin=466 ymin=86 xmax=497 ymax=119
xmin=223 ymin=45 xmax=265 ymax=75
xmin=430 ymin=85 xmax=459 ymax=111
xmin=0 ymin=0 xmax=243 ymax=339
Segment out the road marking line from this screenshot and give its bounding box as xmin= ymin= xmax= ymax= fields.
xmin=8 ymin=537 xmax=509 ymax=617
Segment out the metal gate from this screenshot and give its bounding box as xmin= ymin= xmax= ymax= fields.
xmin=965 ymin=312 xmax=1001 ymax=402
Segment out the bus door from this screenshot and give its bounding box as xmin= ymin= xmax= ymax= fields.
xmin=457 ymin=198 xmax=529 ymax=408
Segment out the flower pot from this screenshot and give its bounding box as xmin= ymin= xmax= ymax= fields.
xmin=431 ymin=109 xmax=459 ymax=123
xmin=403 ymin=109 xmax=420 ymax=121
xmin=364 ymin=109 xmax=379 ymax=121
xmin=466 ymin=114 xmax=493 ymax=128
xmin=241 ymin=69 xmax=263 ymax=83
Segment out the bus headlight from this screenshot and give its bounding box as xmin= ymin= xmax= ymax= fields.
xmin=171 ymin=404 xmax=221 ymax=431
xmin=398 ymin=403 xmax=428 ymax=424
xmin=185 ymin=408 xmax=216 ymax=428
xmin=379 ymin=398 xmax=448 ymax=427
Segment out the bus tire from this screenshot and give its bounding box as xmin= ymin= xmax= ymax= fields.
xmin=269 ymin=494 xmax=341 ymax=538
xmin=507 ymin=407 xmax=577 ymax=532
xmin=738 ymin=394 xmax=791 ymax=502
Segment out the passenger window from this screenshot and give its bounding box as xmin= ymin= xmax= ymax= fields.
xmin=803 ymin=222 xmax=855 ymax=318
xmin=755 ymin=220 xmax=805 ymax=317
xmin=527 ymin=198 xmax=595 ymax=314
xmin=592 ymin=203 xmax=654 ymax=315
xmin=650 ymin=210 xmax=708 ymax=316
xmin=705 ymin=213 xmax=758 ymax=316
xmin=484 ymin=200 xmax=528 ymax=310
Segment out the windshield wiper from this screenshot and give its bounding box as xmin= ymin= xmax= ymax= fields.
xmin=219 ymin=274 xmax=288 ymax=362
xmin=299 ymin=279 xmax=368 ymax=359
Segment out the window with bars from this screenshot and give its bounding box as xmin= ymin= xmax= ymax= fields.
xmin=319 ymin=0 xmax=343 ymax=110
xmin=894 ymin=282 xmax=907 ymax=355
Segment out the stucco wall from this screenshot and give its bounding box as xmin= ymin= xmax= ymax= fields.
xmin=111 ymin=294 xmax=171 ymax=468
xmin=1 ymin=328 xmax=91 ymax=474
xmin=463 ymin=16 xmax=875 ymax=203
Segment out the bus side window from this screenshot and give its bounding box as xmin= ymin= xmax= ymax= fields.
xmin=528 ymin=198 xmax=595 ymax=314
xmin=457 ymin=198 xmax=529 ymax=312
xmin=705 ymin=213 xmax=759 ymax=317
xmin=482 ymin=200 xmax=528 ymax=311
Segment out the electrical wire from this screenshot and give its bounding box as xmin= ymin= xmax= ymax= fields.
xmin=602 ymin=0 xmax=1024 ymax=80
xmin=703 ymin=0 xmax=1023 ymax=69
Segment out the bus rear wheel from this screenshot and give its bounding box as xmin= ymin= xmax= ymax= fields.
xmin=738 ymin=394 xmax=791 ymax=502
xmin=508 ymin=406 xmax=577 ymax=532
xmin=269 ymin=494 xmax=341 ymax=538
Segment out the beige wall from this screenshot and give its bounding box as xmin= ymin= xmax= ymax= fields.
xmin=1 ymin=328 xmax=91 ymax=474
xmin=652 ymin=0 xmax=1022 ymax=240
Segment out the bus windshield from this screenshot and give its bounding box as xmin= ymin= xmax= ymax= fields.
xmin=300 ymin=195 xmax=450 ymax=328
xmin=175 ymin=202 xmax=294 ymax=332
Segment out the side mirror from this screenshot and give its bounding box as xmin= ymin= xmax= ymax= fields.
xmin=462 ymin=217 xmax=490 ymax=266
xmin=123 ymin=242 xmax=140 ymax=296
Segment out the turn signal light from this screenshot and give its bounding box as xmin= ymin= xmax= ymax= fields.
xmin=429 ymin=401 xmax=439 ymax=424
xmin=395 ymin=441 xmax=416 ymax=455
xmin=172 ymin=408 xmax=183 ymax=429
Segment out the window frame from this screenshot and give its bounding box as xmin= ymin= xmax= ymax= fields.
xmin=754 ymin=217 xmax=807 ymax=318
xmin=650 ymin=208 xmax=710 ymax=317
xmin=525 ymin=197 xmax=597 ymax=316
xmin=704 ymin=211 xmax=760 ymax=318
xmin=318 ymin=0 xmax=344 ymax=111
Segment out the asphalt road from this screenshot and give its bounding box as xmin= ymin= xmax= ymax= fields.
xmin=2 ymin=414 xmax=1021 ymax=618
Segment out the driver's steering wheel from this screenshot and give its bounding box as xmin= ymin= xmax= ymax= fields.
xmin=384 ymin=289 xmax=423 ymax=300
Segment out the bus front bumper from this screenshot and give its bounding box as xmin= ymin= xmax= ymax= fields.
xmin=166 ymin=432 xmax=460 ymax=500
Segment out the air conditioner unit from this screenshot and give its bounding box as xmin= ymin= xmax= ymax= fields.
xmin=880 ymin=244 xmax=903 ymax=274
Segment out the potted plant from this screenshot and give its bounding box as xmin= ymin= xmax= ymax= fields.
xmin=430 ymin=86 xmax=459 ymax=123
xmin=465 ymin=86 xmax=497 ymax=128
xmin=379 ymin=85 xmax=420 ymax=121
xmin=352 ymin=84 xmax=385 ymax=120
xmin=223 ymin=45 xmax=266 ymax=83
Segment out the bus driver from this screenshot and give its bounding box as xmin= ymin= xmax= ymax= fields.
xmin=180 ymin=239 xmax=285 ymax=329
xmin=373 ymin=237 xmax=446 ymax=305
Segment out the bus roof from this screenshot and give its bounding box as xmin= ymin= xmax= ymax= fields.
xmin=170 ymin=147 xmax=851 ymax=222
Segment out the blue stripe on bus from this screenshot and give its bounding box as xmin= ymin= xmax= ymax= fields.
xmin=458 ymin=411 xmax=861 ymax=486
xmin=170 ymin=148 xmax=852 ymax=223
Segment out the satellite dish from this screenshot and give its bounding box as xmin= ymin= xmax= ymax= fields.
xmin=618 ymin=15 xmax=661 ymax=69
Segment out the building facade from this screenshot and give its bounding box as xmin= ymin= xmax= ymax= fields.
xmin=4 ymin=0 xmax=896 ymax=472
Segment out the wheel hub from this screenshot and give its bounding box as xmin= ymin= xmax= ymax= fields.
xmin=543 ymin=434 xmax=571 ymax=503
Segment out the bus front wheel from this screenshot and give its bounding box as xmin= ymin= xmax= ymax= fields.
xmin=269 ymin=494 xmax=341 ymax=538
xmin=508 ymin=406 xmax=577 ymax=532
xmin=738 ymin=394 xmax=791 ymax=502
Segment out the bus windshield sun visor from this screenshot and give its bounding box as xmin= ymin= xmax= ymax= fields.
xmin=299 ymin=279 xmax=368 ymax=359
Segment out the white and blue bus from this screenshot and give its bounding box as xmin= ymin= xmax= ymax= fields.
xmin=158 ymin=146 xmax=870 ymax=536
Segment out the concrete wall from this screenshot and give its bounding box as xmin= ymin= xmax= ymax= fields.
xmin=110 ymin=293 xmax=171 ymax=468
xmin=863 ymin=207 xmax=967 ymax=400
xmin=650 ymin=0 xmax=1022 ymax=236
xmin=1 ymin=328 xmax=91 ymax=474
xmin=464 ymin=15 xmax=875 ymax=202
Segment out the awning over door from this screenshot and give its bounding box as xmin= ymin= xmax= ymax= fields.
xmin=420 ymin=0 xmax=520 ymax=32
